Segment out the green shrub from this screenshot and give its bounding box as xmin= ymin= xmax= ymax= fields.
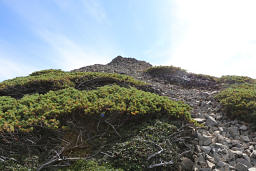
xmin=144 ymin=66 xmax=186 ymax=77
xmin=216 ymin=83 xmax=256 ymax=123
xmin=29 ymin=69 xmax=65 ymax=76
xmin=0 ymin=70 xmax=147 ymax=98
xmin=218 ymin=75 xmax=255 ymax=85
xmin=0 ymin=85 xmax=192 ymax=133
xmin=63 ymin=160 xmax=123 ymax=171
xmin=104 ymin=119 xmax=181 ymax=171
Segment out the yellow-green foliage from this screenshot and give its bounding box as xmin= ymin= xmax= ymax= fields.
xmin=0 ymin=70 xmax=147 ymax=98
xmin=218 ymin=75 xmax=255 ymax=85
xmin=144 ymin=66 xmax=186 ymax=76
xmin=29 ymin=69 xmax=65 ymax=76
xmin=216 ymin=83 xmax=256 ymax=122
xmin=0 ymin=85 xmax=191 ymax=133
xmin=63 ymin=160 xmax=123 ymax=171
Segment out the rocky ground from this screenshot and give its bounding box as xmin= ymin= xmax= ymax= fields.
xmin=74 ymin=56 xmax=256 ymax=171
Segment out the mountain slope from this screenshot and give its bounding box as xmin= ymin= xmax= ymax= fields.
xmin=0 ymin=56 xmax=256 ymax=171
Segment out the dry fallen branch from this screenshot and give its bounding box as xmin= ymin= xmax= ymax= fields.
xmin=147 ymin=142 xmax=163 ymax=160
xmin=104 ymin=120 xmax=121 ymax=138
xmin=148 ymin=160 xmax=173 ymax=168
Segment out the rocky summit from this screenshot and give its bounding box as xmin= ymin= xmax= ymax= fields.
xmin=0 ymin=56 xmax=256 ymax=170
xmin=74 ymin=56 xmax=256 ymax=171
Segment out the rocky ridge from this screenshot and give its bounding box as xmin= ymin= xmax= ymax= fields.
xmin=74 ymin=56 xmax=256 ymax=171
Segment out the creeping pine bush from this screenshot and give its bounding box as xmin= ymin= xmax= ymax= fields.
xmin=0 ymin=69 xmax=147 ymax=98
xmin=218 ymin=75 xmax=256 ymax=85
xmin=62 ymin=160 xmax=123 ymax=171
xmin=144 ymin=66 xmax=186 ymax=77
xmin=0 ymin=85 xmax=192 ymax=133
xmin=216 ymin=83 xmax=256 ymax=123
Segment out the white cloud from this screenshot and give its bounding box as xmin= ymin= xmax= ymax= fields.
xmin=0 ymin=56 xmax=36 ymax=82
xmin=37 ymin=30 xmax=112 ymax=70
xmin=168 ymin=0 xmax=256 ymax=78
xmin=81 ymin=0 xmax=108 ymax=24
xmin=2 ymin=0 xmax=115 ymax=72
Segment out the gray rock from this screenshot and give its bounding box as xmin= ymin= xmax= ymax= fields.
xmin=236 ymin=162 xmax=249 ymax=171
xmin=199 ymin=134 xmax=213 ymax=146
xmin=231 ymin=140 xmax=242 ymax=147
xmin=219 ymin=127 xmax=224 ymax=132
xmin=194 ymin=118 xmax=206 ymax=123
xmin=249 ymin=145 xmax=254 ymax=151
xmin=181 ymin=157 xmax=194 ymax=170
xmin=241 ymin=136 xmax=250 ymax=142
xmin=240 ymin=125 xmax=248 ymax=131
xmin=201 ymin=146 xmax=211 ymax=154
xmin=229 ymin=126 xmax=240 ymax=137
xmin=206 ymin=160 xmax=215 ymax=168
xmin=206 ymin=115 xmax=217 ymax=126
xmin=199 ymin=168 xmax=211 ymax=171
xmin=198 ymin=153 xmax=206 ymax=165
xmin=249 ymin=168 xmax=256 ymax=171
xmin=250 ymin=150 xmax=256 ymax=158
xmin=236 ymin=158 xmax=252 ymax=168
xmin=217 ymin=161 xmax=226 ymax=167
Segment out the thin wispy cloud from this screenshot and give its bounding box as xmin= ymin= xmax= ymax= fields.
xmin=0 ymin=0 xmax=255 ymax=82
xmin=0 ymin=0 xmax=115 ymax=80
xmin=38 ymin=30 xmax=111 ymax=70
xmin=81 ymin=0 xmax=108 ymax=24
xmin=0 ymin=54 xmax=36 ymax=82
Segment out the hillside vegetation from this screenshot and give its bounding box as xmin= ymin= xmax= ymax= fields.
xmin=0 ymin=69 xmax=193 ymax=170
xmin=0 ymin=69 xmax=148 ymax=98
xmin=216 ymin=77 xmax=256 ymax=125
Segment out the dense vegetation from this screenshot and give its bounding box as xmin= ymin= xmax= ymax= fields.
xmin=144 ymin=66 xmax=186 ymax=77
xmin=0 ymin=85 xmax=191 ymax=133
xmin=218 ymin=75 xmax=256 ymax=85
xmin=0 ymin=69 xmax=147 ymax=98
xmin=0 ymin=69 xmax=193 ymax=170
xmin=144 ymin=66 xmax=218 ymax=89
xmin=216 ymin=83 xmax=256 ymax=124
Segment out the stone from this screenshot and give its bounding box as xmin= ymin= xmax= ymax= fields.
xmin=229 ymin=126 xmax=240 ymax=137
xmin=217 ymin=161 xmax=226 ymax=167
xmin=250 ymin=150 xmax=256 ymax=158
xmin=194 ymin=118 xmax=206 ymax=123
xmin=241 ymin=136 xmax=250 ymax=142
xmin=201 ymin=146 xmax=211 ymax=154
xmin=236 ymin=162 xmax=249 ymax=171
xmin=219 ymin=127 xmax=224 ymax=132
xmin=199 ymin=168 xmax=211 ymax=171
xmin=249 ymin=145 xmax=254 ymax=151
xmin=206 ymin=160 xmax=215 ymax=168
xmin=206 ymin=115 xmax=217 ymax=126
xmin=181 ymin=157 xmax=194 ymax=170
xmin=198 ymin=154 xmax=206 ymax=165
xmin=205 ymin=154 xmax=214 ymax=162
xmin=231 ymin=140 xmax=242 ymax=147
xmin=199 ymin=134 xmax=213 ymax=146
xmin=249 ymin=168 xmax=256 ymax=171
xmin=240 ymin=125 xmax=248 ymax=131
xmin=236 ymin=158 xmax=252 ymax=168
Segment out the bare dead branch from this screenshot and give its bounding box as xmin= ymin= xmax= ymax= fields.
xmin=148 ymin=160 xmax=174 ymax=168
xmin=147 ymin=143 xmax=163 ymax=160
xmin=104 ymin=120 xmax=121 ymax=138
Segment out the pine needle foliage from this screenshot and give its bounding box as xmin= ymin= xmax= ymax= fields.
xmin=218 ymin=75 xmax=255 ymax=85
xmin=0 ymin=69 xmax=147 ymax=98
xmin=216 ymin=83 xmax=256 ymax=123
xmin=0 ymin=85 xmax=192 ymax=133
xmin=144 ymin=66 xmax=186 ymax=77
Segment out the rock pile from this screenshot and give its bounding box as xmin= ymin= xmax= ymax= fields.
xmin=72 ymin=56 xmax=256 ymax=170
xmin=72 ymin=56 xmax=152 ymax=78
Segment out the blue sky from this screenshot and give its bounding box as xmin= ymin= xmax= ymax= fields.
xmin=0 ymin=0 xmax=255 ymax=81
